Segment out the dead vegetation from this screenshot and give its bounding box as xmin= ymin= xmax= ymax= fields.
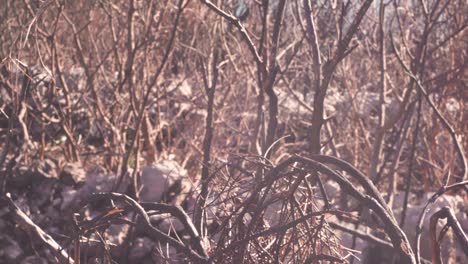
xmin=0 ymin=0 xmax=466 ymax=263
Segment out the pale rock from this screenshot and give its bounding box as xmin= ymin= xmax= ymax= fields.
xmin=140 ymin=160 xmax=190 ymax=205
xmin=60 ymin=162 xmax=86 ymax=185
xmin=60 ymin=169 xmax=131 ymax=212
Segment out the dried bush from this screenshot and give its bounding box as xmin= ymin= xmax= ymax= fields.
xmin=0 ymin=0 xmax=466 ymax=263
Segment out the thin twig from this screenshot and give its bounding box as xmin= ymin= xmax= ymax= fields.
xmin=391 ymin=33 xmax=468 ymax=185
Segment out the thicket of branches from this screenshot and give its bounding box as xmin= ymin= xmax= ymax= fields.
xmin=0 ymin=0 xmax=466 ymax=263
